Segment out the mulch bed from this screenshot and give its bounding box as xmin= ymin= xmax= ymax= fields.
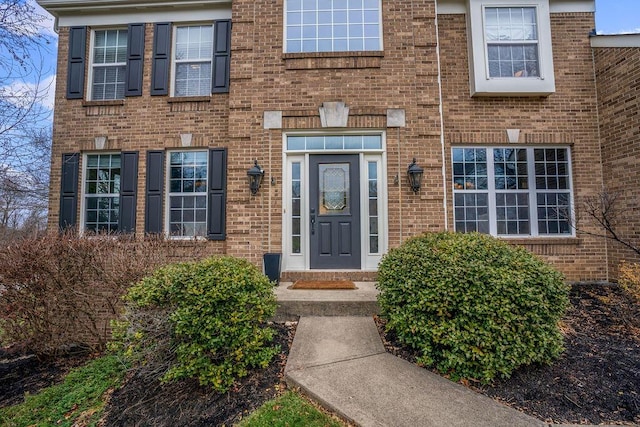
xmin=4 ymin=285 xmax=639 ymax=426
xmin=377 ymin=284 xmax=640 ymax=425
xmin=101 ymin=322 xmax=296 ymax=427
xmin=0 ymin=347 xmax=92 ymax=408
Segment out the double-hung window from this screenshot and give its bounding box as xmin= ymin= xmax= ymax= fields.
xmin=173 ymin=25 xmax=213 ymax=96
xmin=485 ymin=7 xmax=539 ymax=78
xmin=90 ymin=29 xmax=127 ymax=100
xmin=285 ymin=0 xmax=382 ymax=53
xmin=467 ymin=0 xmax=555 ymax=96
xmin=167 ymin=151 xmax=208 ymax=237
xmin=453 ymin=147 xmax=573 ymax=237
xmin=83 ymin=154 xmax=121 ymax=232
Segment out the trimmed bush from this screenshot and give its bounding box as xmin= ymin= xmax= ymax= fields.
xmin=619 ymin=261 xmax=640 ymax=301
xmin=113 ymin=256 xmax=278 ymax=392
xmin=377 ymin=232 xmax=569 ymax=383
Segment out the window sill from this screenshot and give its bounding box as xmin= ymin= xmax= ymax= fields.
xmin=470 ymin=78 xmax=556 ymax=97
xmin=501 ymin=237 xmax=580 ymax=246
xmin=283 ymin=51 xmax=384 ymax=70
xmin=82 ymin=100 xmax=125 ymax=107
xmin=167 ymin=96 xmax=211 ymax=103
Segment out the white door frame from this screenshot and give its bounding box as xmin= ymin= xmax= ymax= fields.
xmin=281 ymin=131 xmax=388 ymax=271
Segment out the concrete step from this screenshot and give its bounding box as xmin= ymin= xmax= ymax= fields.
xmin=273 ymin=282 xmax=380 ymax=321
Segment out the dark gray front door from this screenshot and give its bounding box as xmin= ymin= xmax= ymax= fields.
xmin=309 ymin=155 xmax=361 ymax=269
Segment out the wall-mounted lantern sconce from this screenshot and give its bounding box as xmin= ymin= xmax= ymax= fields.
xmin=247 ymin=160 xmax=265 ymax=195
xmin=407 ymin=158 xmax=424 ymax=193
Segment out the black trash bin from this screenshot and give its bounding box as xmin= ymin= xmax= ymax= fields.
xmin=263 ymin=253 xmax=282 ymax=284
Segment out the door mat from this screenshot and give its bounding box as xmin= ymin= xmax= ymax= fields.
xmin=289 ymin=280 xmax=357 ymax=290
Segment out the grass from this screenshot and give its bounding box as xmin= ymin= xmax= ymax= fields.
xmin=238 ymin=391 xmax=345 ymax=427
xmin=0 ymin=354 xmax=128 ymax=427
xmin=0 ymin=357 xmax=344 ymax=427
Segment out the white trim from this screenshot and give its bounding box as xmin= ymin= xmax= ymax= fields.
xmin=282 ymin=0 xmax=384 ymax=53
xmin=171 ymin=23 xmax=215 ymax=98
xmin=87 ymin=27 xmax=128 ymax=101
xmin=55 ymin=9 xmax=231 ymax=28
xmin=549 ymin=1 xmax=594 ymax=13
xmin=590 ymin=34 xmax=640 ymax=48
xmin=281 ymin=131 xmax=388 ymax=272
xmin=436 ymin=0 xmax=594 ymax=14
xmin=452 ymin=145 xmax=575 ymax=238
xmin=79 ymin=152 xmax=121 ymax=235
xmin=467 ymin=0 xmax=556 ymax=96
xmin=164 ymin=149 xmax=209 ymax=239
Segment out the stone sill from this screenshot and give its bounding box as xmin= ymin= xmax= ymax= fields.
xmin=167 ymin=96 xmax=211 ymax=103
xmin=502 ymin=237 xmax=581 ymax=246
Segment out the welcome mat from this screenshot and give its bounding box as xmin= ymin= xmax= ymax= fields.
xmin=289 ymin=280 xmax=357 ymax=290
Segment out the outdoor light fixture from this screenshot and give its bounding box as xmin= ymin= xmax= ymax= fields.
xmin=407 ymin=158 xmax=424 ymax=193
xmin=247 ymin=160 xmax=265 ymax=195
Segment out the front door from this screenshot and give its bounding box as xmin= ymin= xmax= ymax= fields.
xmin=309 ymin=155 xmax=361 ymax=269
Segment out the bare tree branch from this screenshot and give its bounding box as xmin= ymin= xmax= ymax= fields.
xmin=567 ymin=190 xmax=640 ymax=257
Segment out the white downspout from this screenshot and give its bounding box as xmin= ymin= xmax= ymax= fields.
xmin=434 ymin=0 xmax=449 ymax=230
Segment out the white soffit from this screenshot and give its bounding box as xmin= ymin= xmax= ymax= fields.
xmin=590 ymin=34 xmax=640 ymax=48
xmin=437 ymin=0 xmax=594 ymax=14
xmin=37 ymin=0 xmax=231 ymax=26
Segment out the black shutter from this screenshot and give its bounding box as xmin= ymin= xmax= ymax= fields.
xmin=126 ymin=23 xmax=145 ymax=97
xmin=151 ymin=23 xmax=171 ymax=96
xmin=145 ymin=151 xmax=165 ymax=234
xmin=59 ymin=153 xmax=79 ymax=230
xmin=212 ymin=20 xmax=231 ymax=93
xmin=119 ymin=152 xmax=139 ymax=233
xmin=66 ymin=27 xmax=86 ymax=99
xmin=207 ymin=148 xmax=227 ymax=240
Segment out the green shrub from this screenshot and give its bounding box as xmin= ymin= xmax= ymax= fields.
xmin=113 ymin=256 xmax=278 ymax=392
xmin=377 ymin=232 xmax=569 ymax=383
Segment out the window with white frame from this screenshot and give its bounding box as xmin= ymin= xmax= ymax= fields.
xmin=168 ymin=151 xmax=208 ymax=237
xmin=452 ymin=147 xmax=572 ymax=237
xmin=90 ymin=29 xmax=127 ymax=100
xmin=485 ymin=7 xmax=539 ymax=78
xmin=84 ymin=154 xmax=121 ymax=232
xmin=467 ymin=0 xmax=555 ymax=96
xmin=285 ymin=0 xmax=381 ymax=53
xmin=173 ymin=25 xmax=213 ymax=97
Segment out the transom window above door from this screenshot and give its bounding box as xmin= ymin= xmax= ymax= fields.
xmin=285 ymin=0 xmax=382 ymax=53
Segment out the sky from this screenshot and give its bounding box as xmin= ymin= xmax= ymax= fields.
xmin=9 ymin=0 xmax=640 ymax=116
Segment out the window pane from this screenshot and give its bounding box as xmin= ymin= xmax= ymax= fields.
xmin=168 ymin=151 xmax=208 ymax=237
xmin=174 ymin=25 xmax=213 ymax=97
xmin=285 ymin=0 xmax=381 ymax=52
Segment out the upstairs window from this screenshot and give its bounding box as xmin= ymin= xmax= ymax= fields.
xmin=467 ymin=0 xmax=555 ymax=96
xmin=90 ymin=29 xmax=127 ymax=100
xmin=485 ymin=7 xmax=539 ymax=78
xmin=173 ymin=25 xmax=213 ymax=96
xmin=285 ymin=0 xmax=382 ymax=53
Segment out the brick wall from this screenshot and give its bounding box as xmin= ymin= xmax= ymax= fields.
xmin=47 ymin=2 xmax=613 ymax=282
xmin=438 ymin=12 xmax=608 ymax=282
xmin=593 ymin=45 xmax=640 ymax=277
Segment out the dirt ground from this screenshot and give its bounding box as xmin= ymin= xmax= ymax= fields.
xmin=377 ymin=284 xmax=640 ymax=425
xmin=2 ymin=285 xmax=639 ymax=426
xmin=101 ymin=322 xmax=295 ymax=427
xmin=0 ymin=346 xmax=91 ymax=408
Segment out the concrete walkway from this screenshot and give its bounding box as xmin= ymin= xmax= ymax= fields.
xmin=284 ymin=316 xmax=628 ymax=427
